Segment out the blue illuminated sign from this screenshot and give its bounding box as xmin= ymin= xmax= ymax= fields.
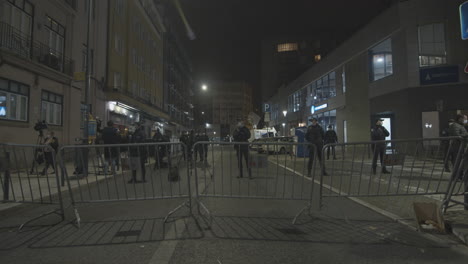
xmin=461 ymin=1 xmax=468 ymax=40
xmin=0 ymin=106 xmax=6 ymax=117
xmin=310 ymin=103 xmax=327 ymax=114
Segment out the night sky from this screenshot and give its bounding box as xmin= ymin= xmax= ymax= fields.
xmin=183 ymin=0 xmax=394 ymax=106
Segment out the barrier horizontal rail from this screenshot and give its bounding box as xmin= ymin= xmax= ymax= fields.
xmin=443 ymin=141 xmax=468 ymax=211
xmin=192 ymin=141 xmax=319 ymax=224
xmin=58 ymin=142 xmax=191 ymax=227
xmin=319 ymin=137 xmax=465 ymax=206
xmin=0 ymin=143 xmax=65 ymax=230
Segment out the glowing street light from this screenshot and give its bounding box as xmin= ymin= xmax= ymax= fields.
xmin=202 ymin=84 xmax=207 ymax=91
xmin=201 ymin=111 xmax=204 ymax=115
xmin=283 ymin=110 xmax=287 ymax=117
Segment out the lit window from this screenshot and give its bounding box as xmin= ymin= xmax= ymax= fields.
xmin=314 ymin=54 xmax=321 ymax=62
xmin=418 ymin=23 xmax=446 ymax=67
xmin=277 ymin=43 xmax=298 ymax=52
xmin=369 ymin=38 xmax=393 ymax=81
xmin=0 ymin=78 xmax=29 ymax=122
xmin=41 ymin=91 xmax=62 ymax=126
xmin=113 ymin=72 xmax=122 ymax=90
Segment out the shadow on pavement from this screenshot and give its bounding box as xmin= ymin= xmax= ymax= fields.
xmin=207 ymin=214 xmax=447 ymax=248
xmin=28 ymin=215 xmax=203 ymax=248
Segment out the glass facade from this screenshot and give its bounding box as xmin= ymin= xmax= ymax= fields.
xmin=308 ymin=109 xmax=337 ymax=131
xmin=369 ymin=38 xmax=393 ymax=81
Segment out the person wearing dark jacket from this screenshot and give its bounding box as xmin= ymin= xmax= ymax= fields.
xmin=233 ymin=119 xmax=251 ymax=178
xmin=41 ymin=131 xmax=59 ymax=175
xmin=200 ymin=132 xmax=210 ymax=161
xmin=152 ymin=128 xmax=169 ymax=169
xmin=371 ymin=118 xmax=390 ymax=175
xmin=305 ymin=118 xmax=328 ymax=177
xmin=441 ymin=119 xmax=455 ymax=172
xmin=324 ymin=125 xmax=338 ymax=160
xmin=128 ymin=122 xmax=147 ymax=183
xmin=102 ymin=120 xmax=120 ymax=173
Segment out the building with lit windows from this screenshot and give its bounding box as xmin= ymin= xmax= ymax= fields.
xmin=267 ymin=0 xmax=468 ymax=142
xmin=211 ymin=81 xmax=253 ymax=138
xmin=105 ymin=0 xmax=168 ymax=137
xmin=260 ymin=35 xmax=339 ymax=104
xmin=0 ymin=0 xmax=108 ymax=144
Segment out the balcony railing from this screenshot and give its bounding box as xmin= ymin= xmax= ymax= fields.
xmin=0 ymin=22 xmax=73 ymax=76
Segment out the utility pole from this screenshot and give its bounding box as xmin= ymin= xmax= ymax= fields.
xmin=83 ymin=0 xmax=93 ymax=143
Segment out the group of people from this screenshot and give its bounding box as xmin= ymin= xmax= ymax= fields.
xmin=179 ymin=130 xmax=210 ymax=162
xmin=304 ymin=118 xmax=339 ymax=177
xmin=305 ymin=117 xmax=390 ymax=176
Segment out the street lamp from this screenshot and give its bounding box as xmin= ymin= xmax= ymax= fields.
xmin=201 ymin=111 xmax=204 ymax=115
xmin=202 ymin=84 xmax=207 ymax=91
xmin=283 ymin=110 xmax=287 ymax=117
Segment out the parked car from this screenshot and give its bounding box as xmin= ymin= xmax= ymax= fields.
xmin=264 ymin=137 xmax=294 ymax=155
xmin=257 ymin=137 xmax=294 ymax=154
xmin=249 ymin=138 xmax=262 ymax=152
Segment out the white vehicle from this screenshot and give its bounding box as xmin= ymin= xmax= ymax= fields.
xmin=249 ymin=127 xmax=277 ymax=142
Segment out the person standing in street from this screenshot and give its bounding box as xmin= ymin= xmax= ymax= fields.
xmin=448 ymin=115 xmax=468 ymax=169
xmin=233 ymin=119 xmax=252 ymax=179
xmin=371 ymin=118 xmax=390 ymax=175
xmin=305 ymin=118 xmax=328 ymax=177
xmin=441 ymin=119 xmax=455 ymax=172
xmin=41 ymin=131 xmax=59 ymax=175
xmin=324 ymin=125 xmax=338 ymax=160
xmin=152 ymin=128 xmax=168 ymax=169
xmin=201 ymin=131 xmax=210 ymax=162
xmin=101 ymin=120 xmax=120 ymax=173
xmin=128 ymin=122 xmax=147 ymax=183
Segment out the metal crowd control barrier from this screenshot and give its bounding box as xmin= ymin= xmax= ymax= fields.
xmin=58 ymin=142 xmax=191 ymax=227
xmin=319 ymin=137 xmax=465 ymax=209
xmin=443 ymin=140 xmax=468 ymax=211
xmin=193 ymin=141 xmax=318 ymax=224
xmin=0 ymin=143 xmax=65 ymax=230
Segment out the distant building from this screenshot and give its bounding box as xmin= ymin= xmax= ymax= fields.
xmin=268 ymin=0 xmax=468 ymax=141
xmin=211 ymin=82 xmax=253 ymax=138
xmin=260 ymin=36 xmax=338 ymax=104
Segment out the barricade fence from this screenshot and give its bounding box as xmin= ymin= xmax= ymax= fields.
xmin=320 ymin=137 xmax=466 ymax=208
xmin=1 ymin=137 xmax=466 ymax=229
xmin=58 ymin=142 xmax=191 ymax=226
xmin=443 ymin=141 xmax=468 ymax=211
xmin=0 ymin=143 xmax=65 ymax=230
xmin=192 ymin=141 xmax=319 ymax=224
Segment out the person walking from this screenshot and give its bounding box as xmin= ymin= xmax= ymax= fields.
xmin=305 ymin=118 xmax=328 ymax=177
xmin=441 ymin=119 xmax=455 ymax=172
xmin=128 ymin=122 xmax=147 ymax=183
xmin=233 ymin=119 xmax=252 ymax=179
xmin=324 ymin=125 xmax=338 ymax=160
xmin=179 ymin=131 xmax=189 ymax=161
xmin=371 ymin=118 xmax=390 ymax=175
xmin=41 ymin=131 xmax=59 ymax=175
xmin=101 ymin=120 xmax=120 ymax=173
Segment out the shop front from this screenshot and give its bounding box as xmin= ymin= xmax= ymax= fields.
xmin=308 ymin=103 xmax=337 ymax=131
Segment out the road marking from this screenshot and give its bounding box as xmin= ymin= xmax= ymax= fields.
xmin=271 ymin=160 xmax=467 ymax=247
xmin=147 ymin=219 xmax=186 ymax=264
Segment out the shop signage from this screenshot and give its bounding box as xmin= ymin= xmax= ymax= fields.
xmin=419 ymin=66 xmax=459 ymax=85
xmin=460 ymin=1 xmax=468 ymax=40
xmin=311 ymin=103 xmax=328 ymax=114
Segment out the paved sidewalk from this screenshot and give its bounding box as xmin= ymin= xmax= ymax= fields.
xmin=269 ymin=153 xmax=468 ymax=245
